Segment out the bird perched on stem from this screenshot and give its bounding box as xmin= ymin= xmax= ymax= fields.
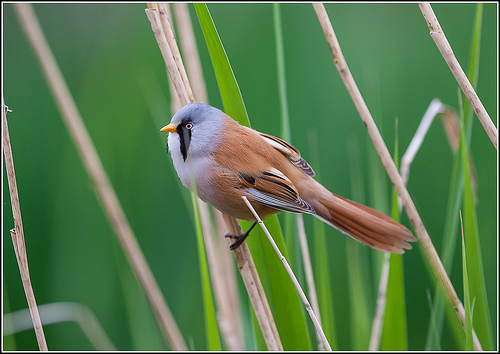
xmin=161 ymin=102 xmax=416 ymax=254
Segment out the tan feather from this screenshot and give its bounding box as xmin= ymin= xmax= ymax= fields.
xmin=311 ymin=193 xmax=416 ymax=254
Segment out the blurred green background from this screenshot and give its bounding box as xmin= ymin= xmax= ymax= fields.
xmin=2 ymin=3 xmax=497 ymax=350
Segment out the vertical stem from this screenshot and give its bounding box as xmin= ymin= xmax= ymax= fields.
xmin=14 ymin=4 xmax=186 ymax=350
xmin=242 ymin=197 xmax=332 ymax=351
xmin=3 ymin=98 xmax=48 ymax=351
xmin=296 ymin=214 xmax=324 ymax=350
xmin=312 ymin=3 xmax=482 ymax=350
xmin=368 ymin=253 xmax=390 ymax=350
xmin=418 ymin=3 xmax=497 ymax=150
xmin=222 ymin=214 xmax=283 ymax=350
xmin=172 ymin=3 xmax=208 ymax=104
xmin=169 ymin=4 xmax=243 ymax=348
xmin=156 ymin=3 xmax=195 ymax=102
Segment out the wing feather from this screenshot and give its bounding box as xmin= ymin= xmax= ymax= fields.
xmin=237 ymin=168 xmax=315 ymax=214
xmin=259 ymin=132 xmax=315 ymax=177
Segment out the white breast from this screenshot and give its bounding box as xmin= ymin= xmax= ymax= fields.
xmin=168 ymin=132 xmax=214 ymax=191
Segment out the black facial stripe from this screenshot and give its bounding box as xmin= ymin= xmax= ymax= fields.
xmin=177 ymin=122 xmax=192 ymax=162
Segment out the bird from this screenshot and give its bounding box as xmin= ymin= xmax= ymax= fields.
xmin=161 ymin=102 xmax=416 ymax=254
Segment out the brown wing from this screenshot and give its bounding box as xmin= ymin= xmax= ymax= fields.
xmin=236 ymin=168 xmax=315 ymax=214
xmin=258 ymin=132 xmax=315 ymax=177
xmin=211 ymin=116 xmax=314 ymax=214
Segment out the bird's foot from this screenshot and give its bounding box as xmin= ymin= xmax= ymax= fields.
xmin=224 ymin=221 xmax=257 ymax=250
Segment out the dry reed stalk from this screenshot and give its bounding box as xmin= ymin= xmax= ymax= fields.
xmin=3 ymin=97 xmax=48 ymax=351
xmin=155 ymin=3 xmax=244 ymax=349
xmin=194 ymin=197 xmax=241 ymax=349
xmin=172 ymin=3 xmax=209 ymax=104
xmin=400 ymin=99 xmax=477 ymax=205
xmin=170 ymin=3 xmax=244 ymax=349
xmin=211 ymin=207 xmax=243 ymax=349
xmin=146 ymin=3 xmax=281 ymax=350
xmin=296 ymin=214 xmax=324 ymax=350
xmin=312 ymin=3 xmax=482 ymax=350
xmin=368 ymin=253 xmax=391 ymax=351
xmin=400 ymin=99 xmax=445 ymax=187
xmin=221 ymin=215 xmax=283 ymax=351
xmin=241 ymin=197 xmax=332 ymax=351
xmin=372 ymin=98 xmax=474 ymax=350
xmin=371 ymin=101 xmax=444 ymax=350
xmin=156 ymin=3 xmax=194 ymax=103
xmin=146 ymin=3 xmax=190 ymax=105
xmin=13 ymin=3 xmax=186 ymax=350
xmin=161 ymin=9 xmax=233 ymax=348
xmin=418 ymin=3 xmax=497 ymax=150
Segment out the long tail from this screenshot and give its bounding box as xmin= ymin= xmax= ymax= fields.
xmin=312 ymin=193 xmax=416 ymax=254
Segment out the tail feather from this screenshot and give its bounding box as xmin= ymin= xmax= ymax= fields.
xmin=313 ymin=194 xmax=416 ymax=254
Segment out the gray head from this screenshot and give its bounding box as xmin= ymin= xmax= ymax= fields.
xmin=162 ymin=102 xmax=225 ymax=161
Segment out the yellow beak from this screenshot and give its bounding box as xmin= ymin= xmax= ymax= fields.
xmin=160 ymin=123 xmax=176 ymax=132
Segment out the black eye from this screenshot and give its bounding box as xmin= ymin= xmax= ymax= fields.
xmin=185 ymin=122 xmax=193 ymax=130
